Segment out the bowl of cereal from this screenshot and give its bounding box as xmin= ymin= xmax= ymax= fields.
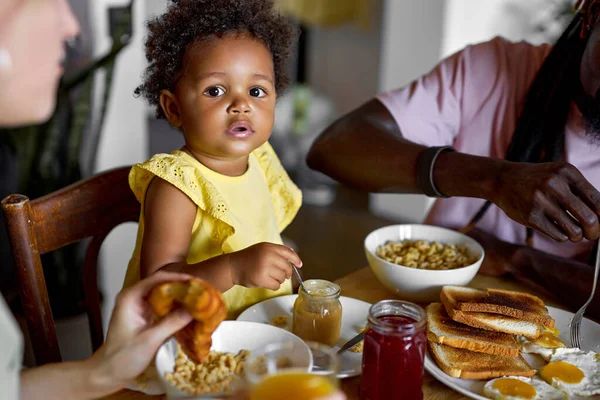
xmin=364 ymin=224 xmax=484 ymax=303
xmin=156 ymin=320 xmax=312 ymax=398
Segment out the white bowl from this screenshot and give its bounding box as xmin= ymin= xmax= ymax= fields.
xmin=156 ymin=320 xmax=312 ymax=398
xmin=364 ymin=224 xmax=484 ymax=303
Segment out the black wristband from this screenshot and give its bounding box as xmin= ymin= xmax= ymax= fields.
xmin=416 ymin=146 xmax=455 ymax=198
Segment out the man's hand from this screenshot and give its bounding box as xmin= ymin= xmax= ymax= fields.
xmin=494 ymin=161 xmax=600 ymax=242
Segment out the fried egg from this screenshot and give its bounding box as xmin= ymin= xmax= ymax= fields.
xmin=540 ymin=347 xmax=600 ymax=397
xmin=517 ymin=326 xmax=566 ymax=361
xmin=483 ymin=376 xmax=567 ymax=400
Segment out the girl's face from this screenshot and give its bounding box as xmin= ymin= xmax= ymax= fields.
xmin=0 ymin=0 xmax=79 ymax=127
xmin=160 ymin=33 xmax=277 ymax=176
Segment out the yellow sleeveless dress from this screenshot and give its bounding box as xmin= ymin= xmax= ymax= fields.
xmin=124 ymin=142 xmax=302 ymax=318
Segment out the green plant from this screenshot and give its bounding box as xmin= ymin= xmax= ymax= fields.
xmin=0 ymin=1 xmax=135 ymax=317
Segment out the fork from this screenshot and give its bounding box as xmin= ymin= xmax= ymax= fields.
xmin=570 ymin=239 xmax=600 ymax=349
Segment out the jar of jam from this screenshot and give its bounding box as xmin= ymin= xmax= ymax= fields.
xmin=292 ymin=279 xmax=342 ymax=346
xmin=360 ymin=300 xmax=427 ymax=400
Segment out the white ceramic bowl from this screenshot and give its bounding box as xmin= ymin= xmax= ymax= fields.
xmin=156 ymin=320 xmax=312 ymax=398
xmin=364 ymin=224 xmax=484 ymax=303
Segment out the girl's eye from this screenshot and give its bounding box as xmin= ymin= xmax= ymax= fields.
xmin=204 ymin=86 xmax=225 ymax=97
xmin=249 ymin=87 xmax=267 ymax=98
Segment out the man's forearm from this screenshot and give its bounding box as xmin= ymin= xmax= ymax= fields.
xmin=307 ymin=99 xmax=505 ymax=200
xmin=20 ymin=358 xmax=116 ymax=400
xmin=307 ymin=100 xmax=424 ymax=193
xmin=510 ymin=245 xmax=600 ymax=318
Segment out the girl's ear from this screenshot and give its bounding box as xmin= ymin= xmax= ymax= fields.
xmin=159 ymin=89 xmax=182 ymax=128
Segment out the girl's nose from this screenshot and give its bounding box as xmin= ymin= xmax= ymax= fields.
xmin=228 ymin=97 xmax=251 ymax=114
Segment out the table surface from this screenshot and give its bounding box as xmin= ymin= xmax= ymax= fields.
xmin=101 ymin=268 xmax=565 ymax=400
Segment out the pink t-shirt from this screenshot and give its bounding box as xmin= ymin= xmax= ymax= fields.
xmin=377 ymin=37 xmax=600 ymax=259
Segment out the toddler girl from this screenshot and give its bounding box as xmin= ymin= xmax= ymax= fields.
xmin=124 ymin=0 xmax=302 ymax=318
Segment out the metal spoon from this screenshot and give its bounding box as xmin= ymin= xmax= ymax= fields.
xmin=291 ymin=263 xmax=307 ymax=294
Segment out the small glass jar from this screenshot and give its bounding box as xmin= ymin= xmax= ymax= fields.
xmin=292 ymin=279 xmax=342 ymax=346
xmin=360 ymin=300 xmax=427 ymax=400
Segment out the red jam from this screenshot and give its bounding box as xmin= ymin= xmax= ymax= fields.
xmin=360 ymin=315 xmax=427 ymax=400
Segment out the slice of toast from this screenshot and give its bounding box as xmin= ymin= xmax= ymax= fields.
xmin=426 ymin=303 xmax=520 ymax=357
xmin=441 ymin=287 xmax=541 ymax=338
xmin=445 ymin=307 xmax=541 ymax=339
xmin=440 ymin=286 xmax=554 ymax=327
xmin=428 ymin=342 xmax=535 ymax=380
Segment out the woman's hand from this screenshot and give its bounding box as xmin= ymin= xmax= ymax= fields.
xmin=229 ymin=243 xmax=302 ymax=290
xmin=493 ymin=161 xmax=600 ymax=243
xmin=89 ymin=271 xmax=195 ymax=393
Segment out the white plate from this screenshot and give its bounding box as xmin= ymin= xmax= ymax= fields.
xmin=425 ymin=306 xmax=600 ymax=400
xmin=237 ymin=294 xmax=371 ymax=378
xmin=156 ymin=320 xmax=312 ymax=398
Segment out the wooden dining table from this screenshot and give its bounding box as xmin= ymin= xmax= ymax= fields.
xmin=101 ymin=267 xmax=566 ymax=400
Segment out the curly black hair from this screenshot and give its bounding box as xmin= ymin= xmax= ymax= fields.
xmin=136 ymin=0 xmax=296 ymax=119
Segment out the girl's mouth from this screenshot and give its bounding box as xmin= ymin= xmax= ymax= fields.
xmin=226 ymin=121 xmax=255 ymax=138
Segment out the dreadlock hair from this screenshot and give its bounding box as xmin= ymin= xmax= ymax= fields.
xmin=462 ymin=13 xmax=587 ymax=245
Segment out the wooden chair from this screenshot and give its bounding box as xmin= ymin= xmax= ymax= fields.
xmin=1 ymin=166 xmax=140 ymax=365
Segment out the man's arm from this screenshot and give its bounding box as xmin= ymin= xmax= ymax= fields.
xmin=306 ymin=99 xmax=501 ymax=198
xmin=511 ymin=244 xmax=600 ymax=318
xmin=307 ymin=99 xmax=600 ymax=242
xmin=467 ymin=228 xmax=600 ymax=319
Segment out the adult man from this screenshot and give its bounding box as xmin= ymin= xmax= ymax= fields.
xmin=308 ymin=1 xmax=600 ymax=317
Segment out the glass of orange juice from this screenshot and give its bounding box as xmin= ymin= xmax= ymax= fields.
xmin=244 ymin=341 xmax=339 ymax=400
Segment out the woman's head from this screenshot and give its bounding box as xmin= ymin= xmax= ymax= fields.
xmin=0 ymin=0 xmax=79 ymax=127
xmin=136 ymin=0 xmax=295 ymax=173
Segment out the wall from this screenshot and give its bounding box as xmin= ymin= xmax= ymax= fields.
xmin=368 ymin=0 xmax=447 ymax=223
xmin=305 ymin=0 xmax=383 ymax=116
xmin=88 ymin=0 xmax=148 ymax=330
xmin=441 ymin=0 xmax=557 ymax=58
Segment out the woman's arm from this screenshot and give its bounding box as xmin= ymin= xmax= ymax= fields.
xmin=20 ymin=360 xmax=109 ymax=400
xmin=467 ymin=228 xmax=600 ymax=319
xmin=20 ymin=272 xmax=195 ymax=400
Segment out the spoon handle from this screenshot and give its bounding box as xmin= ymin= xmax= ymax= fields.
xmin=337 ymin=332 xmax=365 ymax=355
xmin=291 ymin=263 xmax=306 ymax=293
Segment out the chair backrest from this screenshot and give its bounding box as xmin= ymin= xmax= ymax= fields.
xmin=1 ymin=166 xmax=140 ymax=365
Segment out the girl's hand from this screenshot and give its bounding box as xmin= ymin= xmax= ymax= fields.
xmin=90 ymin=271 xmax=195 ymax=392
xmin=229 ymin=243 xmax=302 ymax=290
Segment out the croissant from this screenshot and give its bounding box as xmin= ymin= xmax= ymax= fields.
xmin=148 ymin=278 xmax=227 ymax=363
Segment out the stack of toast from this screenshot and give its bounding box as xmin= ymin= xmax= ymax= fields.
xmin=427 ymin=285 xmax=555 ymax=380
